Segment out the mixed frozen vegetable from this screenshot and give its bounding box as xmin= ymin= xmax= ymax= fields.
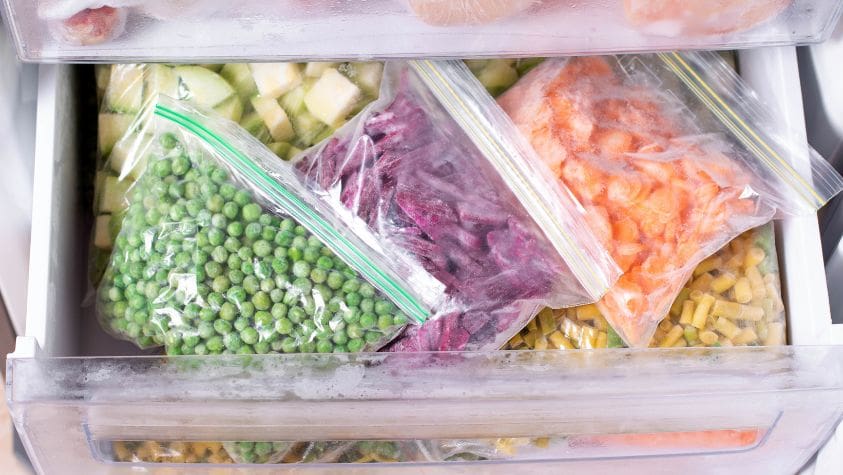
xmin=498 ymin=54 xmax=839 ymax=347
xmin=97 ymin=127 xmax=408 ymax=355
xmin=297 ymin=62 xmax=612 ymax=351
xmin=507 ymin=224 xmax=786 ymax=350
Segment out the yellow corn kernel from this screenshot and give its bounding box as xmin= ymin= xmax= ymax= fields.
xmin=690 ymin=290 xmax=705 ymax=303
xmin=581 ymin=326 xmax=598 ymax=349
xmin=114 ymin=443 xmax=132 ymax=461
xmin=561 ymin=318 xmax=582 ymax=342
xmin=679 ymin=300 xmax=695 ymax=325
xmin=523 ymin=331 xmax=537 ymax=348
xmin=534 ymin=438 xmax=550 ymax=449
xmin=692 ymin=293 xmax=715 ymax=329
xmin=658 ymin=318 xmax=674 ymax=332
xmin=711 ymin=299 xmax=741 ymax=319
xmin=670 ymin=288 xmax=692 ymax=316
xmin=746 ymin=266 xmax=766 ymax=299
xmin=730 ymin=237 xmax=745 ymax=254
xmin=710 ymin=272 xmax=737 ymax=294
xmin=576 ymin=304 xmax=601 ymax=321
xmin=699 ymin=330 xmax=719 ymax=345
xmin=690 ymin=273 xmax=715 ymax=292
xmin=548 ymin=331 xmax=566 ymax=349
xmin=538 ymin=309 xmax=556 ymax=335
xmin=672 ymin=338 xmax=688 ymax=348
xmin=559 ymin=337 xmax=576 ymax=350
xmin=659 ymin=325 xmax=685 ymax=348
xmin=761 ymin=298 xmax=779 ymax=322
xmin=594 ymin=315 xmax=609 ymax=331
xmin=527 ymin=319 xmax=538 ymax=332
xmin=714 ymin=317 xmax=741 ymax=339
xmin=765 ymin=282 xmax=784 ymax=312
xmin=764 ymin=322 xmax=785 ymax=346
xmin=725 ymin=252 xmax=745 ymax=271
xmin=719 ymin=337 xmax=734 ymax=347
xmin=744 ymin=247 xmax=766 ymax=269
xmin=596 ymin=331 xmax=608 ymax=348
xmin=694 ymin=256 xmax=723 ymax=277
xmin=534 ymin=336 xmax=549 ymax=350
xmin=508 ymin=333 xmax=524 ymax=348
xmin=733 ymin=277 xmax=752 ymax=304
xmin=733 ymin=328 xmax=759 ymax=345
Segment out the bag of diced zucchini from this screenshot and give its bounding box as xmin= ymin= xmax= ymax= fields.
xmin=295 ymin=60 xmax=620 ymax=352
xmin=92 ymin=61 xmax=383 ymax=284
xmin=507 ymin=223 xmax=787 ymax=350
xmin=96 ymin=96 xmax=442 ymax=355
xmin=499 ymin=52 xmax=843 ymax=347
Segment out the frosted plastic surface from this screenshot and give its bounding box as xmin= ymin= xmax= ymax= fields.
xmin=1 ymin=0 xmax=841 ymax=61
xmin=6 ymin=347 xmax=843 ymax=473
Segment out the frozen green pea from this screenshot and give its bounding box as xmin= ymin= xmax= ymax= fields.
xmin=253 ymin=240 xmax=272 ymax=257
xmin=316 ymin=340 xmax=333 ymax=353
xmin=346 ymin=324 xmax=364 ymax=339
xmin=212 ymin=275 xmax=231 ymax=293
xmin=359 ymin=313 xmax=376 ymax=329
xmin=219 ymin=302 xmax=237 ymax=321
xmin=359 ymin=298 xmax=374 ymax=313
xmin=288 ymin=306 xmax=306 ymax=323
xmin=234 ymin=317 xmax=250 ymax=332
xmin=280 ymin=337 xmax=298 ymax=353
xmin=377 ymin=314 xmax=394 ymax=331
xmin=242 ymin=203 xmax=261 ymax=222
xmin=346 ymin=292 xmax=362 ymax=308
xmin=198 ymin=321 xmax=216 ymax=339
xmin=292 ymin=261 xmax=310 ymax=278
xmin=214 ymin=319 xmax=232 ymax=335
xmin=240 ymin=302 xmax=255 ymax=319
xmin=227 ymin=221 xmax=244 ymax=238
xmin=347 ymin=338 xmax=364 ymax=353
xmin=253 ymin=291 xmax=271 ymax=310
xmin=270 ymin=288 xmax=285 ymax=303
xmin=365 ymin=331 xmax=382 ymax=344
xmin=223 ymin=332 xmax=242 ymax=351
xmin=326 ymin=271 xmax=345 ymax=290
xmin=243 ymin=276 xmax=260 ymax=294
xmin=254 ymin=341 xmax=270 ymax=354
xmin=245 ymin=222 xmax=262 ymax=240
xmin=233 ymin=190 xmax=251 ymax=206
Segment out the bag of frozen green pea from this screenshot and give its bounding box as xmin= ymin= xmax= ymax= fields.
xmin=96 ymin=96 xmax=444 ymax=355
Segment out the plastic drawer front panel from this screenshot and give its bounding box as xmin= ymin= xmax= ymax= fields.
xmin=1 ymin=0 xmax=842 ymax=61
xmin=7 ymin=348 xmax=843 ymax=474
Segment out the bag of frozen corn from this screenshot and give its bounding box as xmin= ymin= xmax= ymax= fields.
xmin=507 ymin=223 xmax=787 ymax=350
xmin=499 ymin=52 xmax=842 ymax=347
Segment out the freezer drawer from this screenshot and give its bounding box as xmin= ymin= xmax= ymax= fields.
xmin=2 ymin=0 xmax=843 ymax=62
xmin=7 ymin=48 xmax=843 ymax=473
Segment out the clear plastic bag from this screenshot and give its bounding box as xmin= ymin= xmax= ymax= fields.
xmin=295 ymin=61 xmax=618 ymax=351
xmin=222 ymin=441 xmax=295 ymax=464
xmin=498 ymin=52 xmax=843 ymax=347
xmin=96 ymin=96 xmax=432 ymax=355
xmin=504 ymin=217 xmax=787 ymax=349
xmin=622 ymin=0 xmax=791 ymax=36
xmin=92 ymin=62 xmax=383 ymax=284
xmin=109 ymin=440 xmax=234 ymax=464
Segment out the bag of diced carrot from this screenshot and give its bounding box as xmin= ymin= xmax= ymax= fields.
xmin=499 ymin=52 xmax=843 ymax=347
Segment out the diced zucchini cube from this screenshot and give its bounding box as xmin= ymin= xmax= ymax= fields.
xmin=304 ymin=62 xmax=338 ymax=78
xmin=174 ymin=65 xmax=235 ymax=108
xmin=249 ymin=63 xmax=302 ymax=99
xmin=350 ymin=62 xmax=384 ymax=96
xmin=94 ymin=215 xmax=113 ymax=249
xmin=251 ymin=96 xmax=295 ymax=142
xmin=304 ymin=68 xmax=361 ymax=126
xmin=220 ymin=63 xmax=259 ymax=101
xmin=104 ymin=66 xmax=144 ymax=113
xmin=100 ymin=175 xmax=130 ymax=214
xmin=98 ymin=113 xmax=135 ymax=157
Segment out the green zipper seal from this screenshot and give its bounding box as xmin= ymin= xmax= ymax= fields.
xmin=658 ymin=52 xmax=826 ymax=210
xmin=154 ymin=104 xmax=429 ymax=324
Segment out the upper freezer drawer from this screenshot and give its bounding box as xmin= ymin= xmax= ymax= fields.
xmin=7 ymin=46 xmax=843 ymax=473
xmin=3 ymin=0 xmax=843 ymax=62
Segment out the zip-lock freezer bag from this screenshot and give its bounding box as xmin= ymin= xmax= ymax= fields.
xmin=295 ymin=60 xmax=619 ymax=351
xmin=92 ymin=62 xmax=384 ymax=282
xmin=506 ymin=223 xmax=786 ymax=350
xmin=498 ymin=52 xmax=843 ymax=347
xmin=97 ymin=96 xmax=434 ymax=355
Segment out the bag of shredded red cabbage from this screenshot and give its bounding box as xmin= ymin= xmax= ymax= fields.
xmin=498 ymin=52 xmax=843 ymax=347
xmin=295 ymin=61 xmax=619 ymax=351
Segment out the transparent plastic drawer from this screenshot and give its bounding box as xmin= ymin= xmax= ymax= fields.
xmin=0 ymin=0 xmax=841 ymax=62
xmin=7 ymin=48 xmax=843 ymax=473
